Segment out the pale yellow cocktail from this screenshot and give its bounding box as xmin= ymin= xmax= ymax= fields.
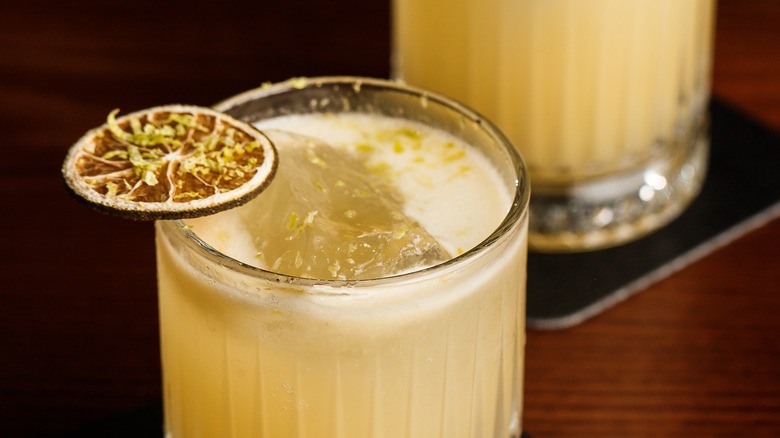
xmin=155 ymin=78 xmax=529 ymax=437
xmin=394 ymin=0 xmax=716 ymax=250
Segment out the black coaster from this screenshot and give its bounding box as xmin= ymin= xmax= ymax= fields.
xmin=526 ymin=98 xmax=780 ymax=329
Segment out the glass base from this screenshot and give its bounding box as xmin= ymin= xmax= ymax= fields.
xmin=528 ymin=114 xmax=709 ymax=252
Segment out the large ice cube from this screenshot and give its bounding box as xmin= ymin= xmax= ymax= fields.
xmin=219 ymin=130 xmax=451 ymax=280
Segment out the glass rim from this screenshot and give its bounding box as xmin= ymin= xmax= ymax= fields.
xmin=162 ymin=76 xmax=530 ymax=289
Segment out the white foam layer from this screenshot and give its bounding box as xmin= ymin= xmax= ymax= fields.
xmin=253 ymin=113 xmax=511 ymax=257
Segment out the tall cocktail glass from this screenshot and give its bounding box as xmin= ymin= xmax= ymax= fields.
xmin=393 ymin=0 xmax=716 ymax=251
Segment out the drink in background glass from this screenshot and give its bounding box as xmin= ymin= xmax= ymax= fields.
xmin=154 ymin=77 xmax=530 ymax=437
xmin=393 ymin=0 xmax=716 ymax=251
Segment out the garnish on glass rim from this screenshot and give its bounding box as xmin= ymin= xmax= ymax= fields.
xmin=61 ymin=105 xmax=278 ymax=220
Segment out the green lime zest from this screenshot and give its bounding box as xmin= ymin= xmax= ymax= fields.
xmin=91 ymin=108 xmax=267 ymax=202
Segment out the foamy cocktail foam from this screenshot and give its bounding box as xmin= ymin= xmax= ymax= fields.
xmin=186 ymin=112 xmax=512 ymax=280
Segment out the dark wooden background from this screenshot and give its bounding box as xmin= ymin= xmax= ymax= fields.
xmin=1 ymin=0 xmax=778 ymax=436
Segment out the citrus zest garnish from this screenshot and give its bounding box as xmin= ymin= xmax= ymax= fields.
xmin=62 ymin=104 xmax=278 ymax=220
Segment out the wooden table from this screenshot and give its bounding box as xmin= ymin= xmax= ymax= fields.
xmin=1 ymin=1 xmax=778 ymax=436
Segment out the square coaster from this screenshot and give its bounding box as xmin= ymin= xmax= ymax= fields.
xmin=526 ymin=99 xmax=780 ymax=329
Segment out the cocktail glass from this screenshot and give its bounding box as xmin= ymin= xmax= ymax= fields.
xmin=154 ymin=77 xmax=530 ymax=437
xmin=393 ymin=0 xmax=716 ymax=251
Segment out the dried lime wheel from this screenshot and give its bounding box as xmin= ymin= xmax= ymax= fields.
xmin=62 ymin=105 xmax=277 ymax=220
